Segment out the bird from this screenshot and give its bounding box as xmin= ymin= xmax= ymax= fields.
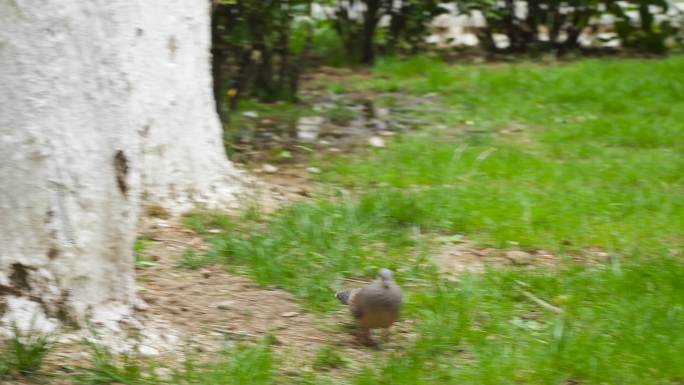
xmin=335 ymin=268 xmax=402 ymax=346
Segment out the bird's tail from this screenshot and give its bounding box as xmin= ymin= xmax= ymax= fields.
xmin=335 ymin=290 xmax=352 ymax=305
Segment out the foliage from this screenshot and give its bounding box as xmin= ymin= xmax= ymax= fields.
xmin=211 ymin=0 xmax=313 ymax=118
xmin=457 ymin=0 xmax=683 ymax=54
xmin=329 ymin=0 xmax=394 ymax=65
xmin=611 ymin=0 xmax=683 ymax=53
xmin=211 ymin=1 xmax=683 ymax=132
xmin=292 ymin=19 xmax=350 ymax=67
xmin=329 ymin=0 xmax=449 ymax=64
xmin=385 ymin=0 xmax=450 ymax=54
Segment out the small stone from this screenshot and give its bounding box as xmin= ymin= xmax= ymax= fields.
xmin=262 ymin=164 xmax=278 ymax=173
xmin=207 ymin=228 xmax=223 ymax=234
xmin=215 ymin=300 xmax=235 ymax=310
xmin=297 ymin=116 xmax=325 ymax=142
xmin=306 ymin=167 xmax=321 ymax=174
xmin=265 ymin=334 xmax=282 ymax=345
xmin=298 ymin=130 xmax=319 ymax=142
xmin=139 ymin=345 xmax=159 ymax=356
xmin=133 ymin=299 xmax=149 ymax=311
xmin=594 ymin=251 xmax=609 ymax=259
xmin=154 ymin=367 xmax=172 ymax=379
xmin=58 ymin=334 xmax=80 ymax=344
xmin=298 ymin=116 xmax=325 ymax=126
xmin=280 ymin=311 xmax=298 ymax=318
xmin=242 ymin=111 xmax=259 ymax=119
xmin=504 ymin=250 xmax=533 ymax=265
xmin=372 ymin=119 xmax=389 ymax=130
xmin=272 ymin=321 xmax=287 ymax=330
xmin=368 ymin=136 xmax=385 ymax=148
xmin=374 ymin=107 xmax=390 ymax=118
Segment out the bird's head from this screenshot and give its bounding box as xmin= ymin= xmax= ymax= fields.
xmin=378 ymin=268 xmax=393 ymax=287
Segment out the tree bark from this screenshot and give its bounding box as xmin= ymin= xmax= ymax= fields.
xmin=134 ymin=2 xmax=249 ymax=213
xmin=0 ymin=0 xmax=247 ymax=339
xmin=360 ymin=0 xmax=382 ymax=65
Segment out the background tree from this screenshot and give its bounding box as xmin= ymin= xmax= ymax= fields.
xmin=458 ymin=0 xmax=682 ymax=54
xmin=212 ymin=0 xmax=313 ymax=117
xmin=385 ymin=0 xmax=450 ymax=55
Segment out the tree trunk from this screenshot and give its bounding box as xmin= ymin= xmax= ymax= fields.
xmin=361 ymin=0 xmax=381 ymax=65
xmin=0 ymin=0 xmax=247 ymax=339
xmin=134 ymin=2 xmax=249 ymax=213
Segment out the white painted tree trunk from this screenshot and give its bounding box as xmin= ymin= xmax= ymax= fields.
xmin=0 ymin=0 xmax=246 ymax=340
xmin=133 ymin=2 xmax=249 ymax=213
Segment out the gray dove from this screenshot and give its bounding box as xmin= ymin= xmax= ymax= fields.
xmin=335 ymin=268 xmax=402 ymax=346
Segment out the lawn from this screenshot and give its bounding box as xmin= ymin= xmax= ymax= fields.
xmin=204 ymin=56 xmax=684 ymax=384
xmin=7 ymin=57 xmax=682 ymax=384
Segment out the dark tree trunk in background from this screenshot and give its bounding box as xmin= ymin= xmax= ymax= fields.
xmin=360 ymin=0 xmax=382 ymax=64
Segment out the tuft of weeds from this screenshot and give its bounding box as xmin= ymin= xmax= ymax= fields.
xmin=0 ymin=324 xmax=54 ymax=377
xmin=172 ymin=340 xmax=274 ymax=385
xmin=144 ymin=203 xmax=170 ymax=219
xmin=312 ymin=346 xmax=347 ymax=371
xmin=176 ymin=248 xmax=215 ymax=269
xmin=134 ymin=238 xmax=158 ymax=269
xmin=0 ymin=359 xmax=7 ymax=378
xmin=326 ymin=104 xmax=357 ymax=125
xmin=71 ymin=339 xmax=274 ymax=385
xmin=74 ymin=341 xmax=149 ymax=385
xmin=181 ymin=210 xmax=234 ymax=235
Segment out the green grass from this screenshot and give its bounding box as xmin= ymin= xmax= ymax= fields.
xmin=134 ymin=238 xmax=158 ymax=269
xmin=313 ymin=346 xmax=347 ymax=371
xmin=209 ymin=198 xmax=429 ymax=310
xmin=324 ymin=56 xmax=684 ymax=256
xmin=356 ymin=259 xmax=684 ymax=384
xmin=197 ymin=57 xmax=684 ymax=384
xmin=71 ymin=340 xmax=274 ymax=385
xmin=0 ymin=324 xmax=54 ymax=378
xmin=176 ymin=248 xmax=216 ymax=269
